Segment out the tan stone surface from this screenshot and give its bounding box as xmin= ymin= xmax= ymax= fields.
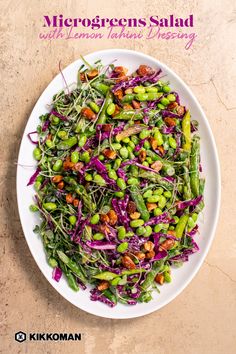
xmin=0 ymin=0 xmax=236 ymax=353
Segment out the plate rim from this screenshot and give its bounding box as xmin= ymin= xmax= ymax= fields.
xmin=16 ymin=48 xmax=221 ymax=319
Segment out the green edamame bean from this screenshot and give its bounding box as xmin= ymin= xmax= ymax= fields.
xmin=147 ymin=196 xmax=160 ymax=203
xmin=43 ymin=202 xmax=57 ymax=211
xmin=89 ymin=101 xmax=100 ymax=113
xmin=106 ymin=103 xmax=116 ymax=116
xmin=122 ymin=94 xmax=135 ymax=103
xmin=119 ymin=147 xmax=129 ymax=159
xmin=85 ymin=173 xmax=93 ymax=181
xmin=154 ymin=208 xmax=162 ymax=216
xmin=160 ymin=97 xmax=170 ymax=106
xmin=147 ymin=92 xmax=161 ymax=101
xmin=94 ymin=174 xmax=106 ymax=186
xmin=163 ymin=191 xmax=172 ymax=199
xmin=113 ymin=158 xmax=121 ymax=170
xmin=135 ymin=93 xmax=149 ymax=101
xmin=192 ymin=213 xmax=198 ymax=222
xmin=98 ymin=155 xmax=105 ymax=161
xmin=81 ymin=151 xmax=90 ymax=163
xmin=130 ymin=219 xmax=144 ymax=228
xmin=164 ymin=271 xmax=171 ymax=282
xmin=78 ymin=135 xmax=87 ymax=147
xmin=69 ymin=215 xmax=77 ymax=226
xmin=162 ymin=85 xmax=171 ymax=93
xmin=144 ymin=141 xmax=151 ymax=149
xmin=33 ymin=147 xmax=41 ymax=161
xmin=36 ymin=175 xmax=44 ymax=183
xmin=58 ymin=130 xmax=67 ymax=139
xmin=122 ymin=137 xmax=130 ymax=143
xmin=114 ymin=191 xmax=124 ymax=198
xmin=117 ymin=178 xmax=126 ymax=190
xmin=34 ymin=181 xmax=41 ymax=191
xmin=51 ymin=116 xmax=60 ymax=125
xmin=133 ymin=86 xmax=146 ymax=94
xmin=154 ymin=129 xmax=163 ymax=146
xmin=167 ymin=94 xmax=176 ymax=102
xmin=117 ymin=242 xmax=128 ymax=253
xmin=143 ymin=189 xmax=153 ymax=198
xmin=136 ymin=226 xmax=146 ymax=236
xmin=169 ymin=137 xmax=177 ymax=149
xmin=158 ymin=195 xmax=167 ymax=209
xmin=127 ymin=146 xmax=135 ymax=159
xmin=46 ymin=139 xmax=54 ymax=148
xmin=188 ymin=217 xmax=195 ymax=229
xmin=112 ymin=143 xmax=122 ymax=150
xmin=52 ymin=159 xmax=63 ymax=172
xmin=71 ymin=151 xmax=79 ymax=163
xmin=118 ymin=226 xmax=126 ymax=240
xmin=90 ymin=214 xmax=100 ymax=225
xmin=173 ymin=216 xmax=179 ymax=224
xmin=128 ymin=141 xmax=135 ymax=150
xmin=169 ymin=225 xmax=175 ymax=230
xmin=105 ymin=163 xmax=112 ymax=171
xmin=48 ymin=257 xmax=58 ymax=268
xmin=107 ymin=170 xmax=117 ymax=180
xmin=126 ymin=231 xmax=134 ymax=237
xmin=139 ymin=130 xmax=151 ymax=140
xmin=142 ymin=161 xmax=149 ymax=167
xmin=154 ymin=224 xmax=163 ymax=232
xmin=146 ymin=86 xmax=158 ymax=93
xmin=93 ymin=233 xmax=104 ymax=240
xmin=127 ymin=178 xmax=139 ymax=185
xmin=131 ymin=136 xmax=139 ymax=144
xmin=29 ymin=204 xmax=39 ymax=212
xmin=157 ymin=103 xmax=165 ymax=110
xmin=146 ymin=157 xmax=153 ymax=164
xmin=143 ymin=225 xmax=152 ymax=237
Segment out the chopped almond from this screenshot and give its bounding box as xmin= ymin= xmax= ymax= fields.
xmin=114 ymin=66 xmax=128 ymax=75
xmin=97 ymin=280 xmax=109 ymax=291
xmin=102 ymin=149 xmax=117 ymax=160
xmin=167 ymin=230 xmax=176 ymax=237
xmin=125 ymin=88 xmax=133 ymax=94
xmin=149 ymin=137 xmax=158 ymax=150
xmin=164 ymin=117 xmax=176 ymax=127
xmin=114 ymin=89 xmax=123 ymax=100
xmin=121 ymin=255 xmax=136 ymax=270
xmin=73 ymin=199 xmax=79 ymax=207
xmin=156 ymin=146 xmax=165 ymax=156
xmin=155 ymin=273 xmax=164 ymax=285
xmin=137 ymin=64 xmax=154 ymax=77
xmin=101 ymin=124 xmax=112 ymax=132
xmin=100 ymin=214 xmax=110 ymax=223
xmin=87 ymin=69 xmax=99 ymax=79
xmin=135 ymin=252 xmax=146 ymax=260
xmin=57 ymin=181 xmax=64 ymax=190
xmin=146 ymin=250 xmax=155 ymax=259
xmin=127 ymin=201 xmax=137 ymax=214
xmin=151 ymin=161 xmax=163 ymax=172
xmin=176 ymin=105 xmax=185 ymax=116
xmin=132 ymin=100 xmax=141 ymax=109
xmin=139 ymin=150 xmax=146 ymax=162
xmin=123 ymin=104 xmax=133 ymax=110
xmin=130 ymin=212 xmax=141 ymax=220
xmin=167 ymin=102 xmax=178 ymax=110
xmin=52 ymin=175 xmax=63 ymax=183
xmin=159 ymin=239 xmax=175 ymax=251
xmin=81 ymin=107 xmax=96 ymax=120
xmin=66 ymin=193 xmax=74 ymax=204
xmin=146 ymin=203 xmax=157 ymax=211
xmin=143 ymin=241 xmax=155 ymax=252
xmin=107 ymin=210 xmax=118 ymax=225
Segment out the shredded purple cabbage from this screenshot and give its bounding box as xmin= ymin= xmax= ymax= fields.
xmin=52 ymin=267 xmax=62 ymax=282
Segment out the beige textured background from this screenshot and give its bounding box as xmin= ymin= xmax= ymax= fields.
xmin=1 ymin=1 xmax=236 ymax=353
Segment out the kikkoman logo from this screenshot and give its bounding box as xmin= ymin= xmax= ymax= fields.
xmin=15 ymin=331 xmax=82 ymax=342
